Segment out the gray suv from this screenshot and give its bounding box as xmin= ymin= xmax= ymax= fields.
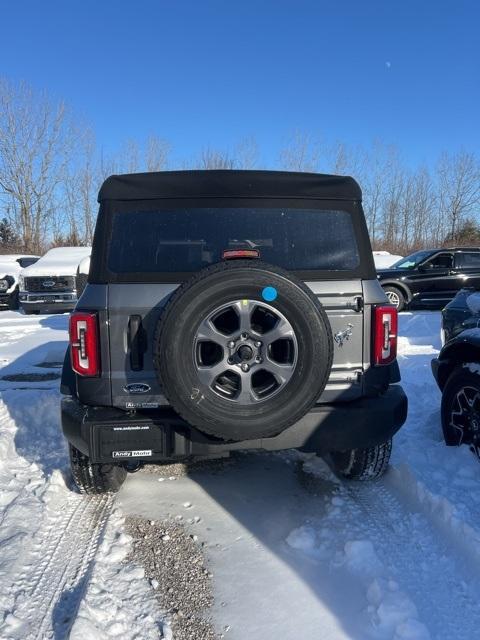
xmin=61 ymin=170 xmax=407 ymax=494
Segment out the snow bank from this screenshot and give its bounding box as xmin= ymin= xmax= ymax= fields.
xmin=0 ymin=390 xmax=68 ymax=638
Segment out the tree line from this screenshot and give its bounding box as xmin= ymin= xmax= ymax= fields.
xmin=1 ymin=78 xmax=479 ymax=256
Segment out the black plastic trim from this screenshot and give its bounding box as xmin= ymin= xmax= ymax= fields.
xmin=61 ymin=385 xmax=407 ymax=463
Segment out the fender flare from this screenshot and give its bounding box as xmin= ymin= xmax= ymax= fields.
xmin=434 ymin=331 xmax=480 ymax=390
xmin=379 ymin=280 xmax=412 ymax=303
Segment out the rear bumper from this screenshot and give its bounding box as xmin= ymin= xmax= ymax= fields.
xmin=61 ymin=385 xmax=408 ymax=463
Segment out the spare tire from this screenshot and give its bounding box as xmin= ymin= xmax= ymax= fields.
xmin=154 ymin=260 xmax=333 ymax=441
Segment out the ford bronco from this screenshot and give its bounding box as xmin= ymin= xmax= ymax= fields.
xmin=60 ymin=170 xmax=407 ymax=493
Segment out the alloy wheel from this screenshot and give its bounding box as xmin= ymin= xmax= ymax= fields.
xmin=193 ymin=299 xmax=298 ymax=404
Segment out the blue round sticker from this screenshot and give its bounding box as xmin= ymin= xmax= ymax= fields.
xmin=262 ymin=286 xmax=278 ymax=302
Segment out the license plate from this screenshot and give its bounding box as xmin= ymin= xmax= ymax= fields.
xmin=33 ymin=296 xmax=59 ymax=303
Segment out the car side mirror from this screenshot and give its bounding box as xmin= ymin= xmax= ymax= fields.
xmin=418 ymin=264 xmax=429 ymax=272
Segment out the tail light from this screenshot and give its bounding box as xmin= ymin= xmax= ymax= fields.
xmin=373 ymin=305 xmax=398 ymax=365
xmin=69 ymin=312 xmax=100 ymax=376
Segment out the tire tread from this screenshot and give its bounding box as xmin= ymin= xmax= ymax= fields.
xmin=331 ymin=439 xmax=392 ymax=480
xmin=69 ymin=445 xmax=127 ymax=495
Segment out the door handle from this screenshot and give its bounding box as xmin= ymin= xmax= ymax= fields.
xmin=128 ymin=315 xmax=146 ymax=371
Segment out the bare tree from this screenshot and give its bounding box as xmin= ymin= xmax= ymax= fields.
xmin=78 ymin=134 xmax=99 ymax=244
xmin=326 ymin=141 xmax=367 ymax=179
xmin=198 ymin=147 xmax=237 ymax=169
xmin=278 ymin=131 xmax=320 ymax=172
xmin=117 ymin=139 xmax=141 ymax=174
xmin=0 ymin=78 xmax=76 ymax=252
xmin=436 ymin=150 xmax=480 ymax=244
xmin=235 ymin=136 xmax=259 ymax=169
xmin=409 ymin=167 xmax=435 ymax=249
xmin=360 ymin=142 xmax=392 ymax=245
xmin=61 ymin=167 xmax=81 ymax=245
xmin=145 ymin=135 xmax=170 ymax=172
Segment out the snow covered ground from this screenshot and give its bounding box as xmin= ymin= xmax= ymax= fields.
xmin=0 ymin=310 xmax=480 ymax=639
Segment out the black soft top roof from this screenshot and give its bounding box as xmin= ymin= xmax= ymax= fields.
xmin=98 ymin=170 xmax=362 ymax=202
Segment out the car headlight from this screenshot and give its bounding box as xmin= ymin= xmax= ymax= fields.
xmin=0 ymin=279 xmax=8 ymax=292
xmin=18 ymin=275 xmax=25 ymax=290
xmin=440 ymin=327 xmax=446 ymax=346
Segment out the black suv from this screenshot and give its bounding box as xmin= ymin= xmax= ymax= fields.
xmin=432 ymin=287 xmax=480 ymax=458
xmin=60 ymin=170 xmax=407 ymax=494
xmin=377 ymin=247 xmax=480 ymax=311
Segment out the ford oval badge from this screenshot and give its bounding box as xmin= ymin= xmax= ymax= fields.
xmin=43 ymin=280 xmax=55 ymax=287
xmin=124 ymin=383 xmax=151 ymax=394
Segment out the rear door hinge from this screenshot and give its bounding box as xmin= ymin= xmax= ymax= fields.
xmin=350 ymin=296 xmax=364 ymax=312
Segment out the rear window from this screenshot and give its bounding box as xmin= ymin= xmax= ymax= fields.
xmin=107 ymin=208 xmax=360 ymax=274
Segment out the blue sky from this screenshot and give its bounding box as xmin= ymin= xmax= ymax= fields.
xmin=1 ymin=0 xmax=478 ymax=167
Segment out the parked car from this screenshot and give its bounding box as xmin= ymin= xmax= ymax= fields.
xmin=373 ymin=251 xmax=404 ymax=269
xmin=432 ymin=287 xmax=480 ymax=458
xmin=377 ymin=247 xmax=480 ymax=311
xmin=19 ymin=246 xmax=91 ymax=315
xmin=60 ymin=170 xmax=407 ymax=494
xmin=0 ymin=254 xmax=40 ymax=310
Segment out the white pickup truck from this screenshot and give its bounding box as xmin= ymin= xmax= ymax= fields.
xmin=19 ymin=246 xmax=91 ymax=315
xmin=373 ymin=250 xmax=404 ymax=269
xmin=0 ymin=254 xmax=40 ymax=310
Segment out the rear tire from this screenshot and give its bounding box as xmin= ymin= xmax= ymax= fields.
xmin=330 ymin=439 xmax=392 ymax=480
xmin=69 ymin=444 xmax=127 ymax=494
xmin=441 ymin=366 xmax=480 ymax=451
xmin=382 ymin=286 xmax=406 ymax=311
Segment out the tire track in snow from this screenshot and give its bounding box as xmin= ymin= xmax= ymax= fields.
xmin=343 ymin=477 xmax=480 ymax=640
xmin=9 ymin=493 xmax=113 ymax=640
xmin=0 ymin=394 xmax=114 ymax=640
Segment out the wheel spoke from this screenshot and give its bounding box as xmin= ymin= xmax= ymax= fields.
xmin=386 ymin=291 xmax=399 ymax=306
xmin=261 ymin=357 xmax=295 ymax=384
xmin=450 ymin=418 xmax=466 ymax=444
xmin=233 ymin=300 xmax=254 ymax=334
xmin=456 ymin=388 xmax=473 ymax=413
xmin=237 ymin=371 xmax=256 ymax=403
xmin=264 ymin=317 xmax=294 ymax=344
xmin=471 ymin=392 xmax=480 ymax=411
xmin=193 ymin=299 xmax=298 ymax=403
xmin=196 ymin=361 xmax=230 ymax=387
xmin=196 ymin=319 xmax=226 ymax=345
